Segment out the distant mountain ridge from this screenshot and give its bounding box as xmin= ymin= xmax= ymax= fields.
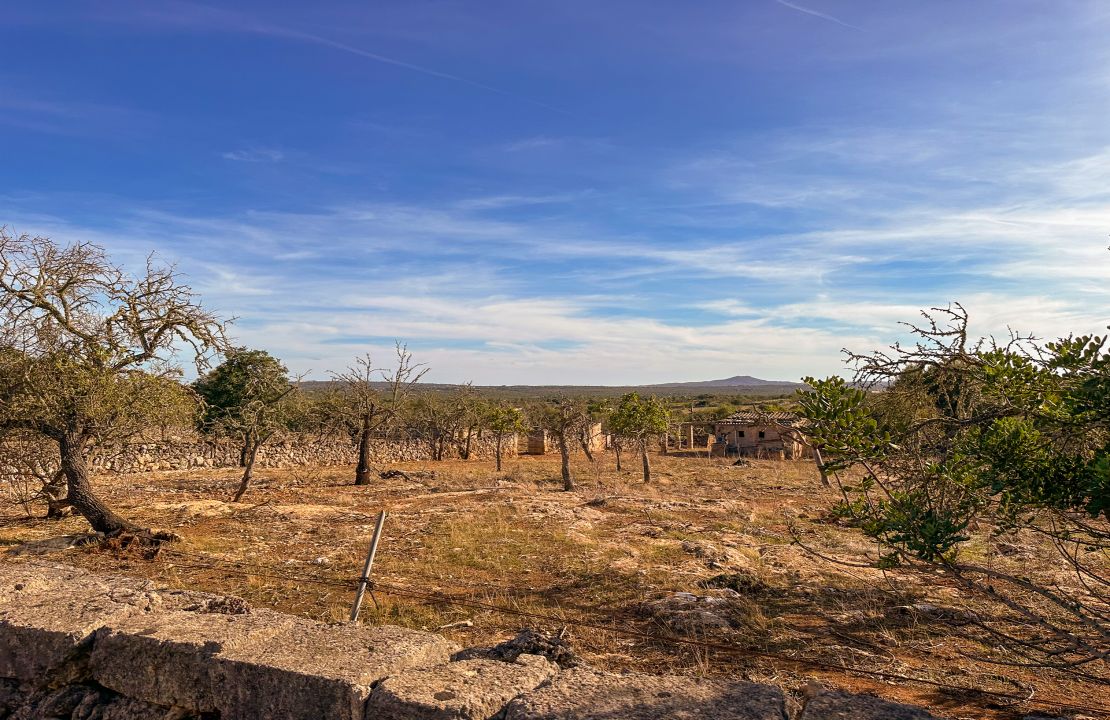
xmin=647 ymin=375 xmax=805 ymax=389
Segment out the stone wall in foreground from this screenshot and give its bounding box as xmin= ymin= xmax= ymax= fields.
xmin=0 ymin=561 xmax=941 ymax=720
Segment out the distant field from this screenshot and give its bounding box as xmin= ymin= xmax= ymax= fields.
xmin=2 ymin=452 xmax=1100 ymax=719
xmin=298 ymin=379 xmax=806 ymax=400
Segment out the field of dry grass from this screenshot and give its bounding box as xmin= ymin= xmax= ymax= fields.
xmin=1 ymin=451 xmax=1105 ymax=719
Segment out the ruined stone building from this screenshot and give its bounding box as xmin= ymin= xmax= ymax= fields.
xmin=711 ymin=411 xmax=810 ymax=459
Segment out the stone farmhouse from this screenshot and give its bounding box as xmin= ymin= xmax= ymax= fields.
xmin=710 ymin=411 xmax=811 ymax=460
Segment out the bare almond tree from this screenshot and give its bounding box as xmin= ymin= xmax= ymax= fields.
xmin=0 ymin=229 xmax=229 ymax=536
xmin=331 ymin=343 xmax=426 ymax=485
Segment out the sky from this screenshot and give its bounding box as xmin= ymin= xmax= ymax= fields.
xmin=2 ymin=0 xmax=1109 ymax=385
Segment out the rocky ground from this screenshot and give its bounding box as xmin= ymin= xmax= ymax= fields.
xmin=0 ymin=452 xmax=1105 ymax=719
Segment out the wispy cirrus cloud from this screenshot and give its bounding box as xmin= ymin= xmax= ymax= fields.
xmin=221 ymin=148 xmax=285 ymax=162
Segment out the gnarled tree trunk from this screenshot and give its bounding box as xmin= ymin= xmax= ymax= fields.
xmin=231 ymin=436 xmax=262 ymax=503
xmin=579 ymin=427 xmax=595 ymax=462
xmin=59 ymin=432 xmax=134 ymax=534
xmin=238 ymin=429 xmax=252 ymax=467
xmin=355 ymin=416 xmax=374 ymax=485
xmin=558 ymin=432 xmax=574 ymax=491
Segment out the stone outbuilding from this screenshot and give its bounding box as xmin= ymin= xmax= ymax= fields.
xmin=519 ymin=423 xmax=604 ymax=455
xmin=711 ymin=411 xmax=810 ymax=460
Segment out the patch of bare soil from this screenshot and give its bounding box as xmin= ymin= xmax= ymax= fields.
xmin=1 ymin=454 xmax=1105 ymax=719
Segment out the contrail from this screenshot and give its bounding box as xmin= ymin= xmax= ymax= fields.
xmin=255 ymin=25 xmax=570 ymax=115
xmin=161 ymin=1 xmax=569 ymax=115
xmin=772 ymin=0 xmax=863 ymax=31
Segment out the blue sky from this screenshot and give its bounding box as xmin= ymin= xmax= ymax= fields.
xmin=3 ymin=0 xmax=1109 ymax=384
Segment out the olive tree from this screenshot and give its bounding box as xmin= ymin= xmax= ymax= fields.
xmin=330 ymin=344 xmax=426 ymax=485
xmin=798 ymin=305 xmax=1110 ymax=677
xmin=0 ymin=230 xmax=227 ymax=535
xmin=609 ymin=392 xmax=669 ymax=483
xmin=193 ymin=349 xmax=295 ymax=502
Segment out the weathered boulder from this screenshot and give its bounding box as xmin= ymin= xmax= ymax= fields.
xmin=0 ymin=562 xmax=179 ymax=681
xmin=88 ymin=605 xmax=299 ymax=715
xmin=366 ymin=654 xmax=557 ymax=719
xmin=3 ymin=682 xmax=182 ymax=720
xmin=0 ymin=561 xmax=457 ymax=720
xmin=502 ymin=668 xmax=788 ymax=720
xmin=91 ymin=609 xmax=457 ymax=720
xmin=222 ymin=620 xmax=458 ymax=720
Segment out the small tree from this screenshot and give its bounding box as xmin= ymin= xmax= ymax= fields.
xmin=331 ymin=344 xmax=426 ymax=485
xmin=194 ymin=349 xmax=295 ymax=502
xmin=798 ymin=305 xmax=1110 ymax=677
xmin=0 ymin=230 xmax=227 ymax=536
xmin=486 ymin=403 xmax=524 ymax=472
xmin=408 ymin=393 xmax=453 ymax=461
xmin=535 ymin=398 xmax=589 ymax=491
xmin=577 ymin=399 xmax=608 ymax=462
xmin=450 ymin=384 xmax=483 ymax=460
xmin=609 ymin=392 xmax=669 ymax=483
xmin=0 ymin=430 xmax=65 ymax=518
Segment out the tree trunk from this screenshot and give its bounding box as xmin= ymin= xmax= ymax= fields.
xmin=355 ymin=417 xmax=373 ymax=485
xmin=43 ymin=468 xmax=70 ymax=519
xmin=579 ymin=428 xmax=595 ymax=462
xmin=60 ymin=433 xmax=134 ymax=534
xmin=232 ymin=438 xmax=262 ymax=502
xmin=640 ymin=439 xmax=651 ymax=483
xmin=239 ymin=429 xmax=252 ymax=467
xmin=461 ymin=427 xmax=474 ymax=460
xmin=495 ymin=433 xmax=503 ymax=472
xmin=615 ymin=443 xmax=622 ymax=471
xmin=812 ymin=445 xmax=831 ymax=488
xmin=559 ymin=433 xmax=574 ymax=491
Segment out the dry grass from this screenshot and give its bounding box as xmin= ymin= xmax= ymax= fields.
xmin=1 ymin=452 xmax=1105 ymax=719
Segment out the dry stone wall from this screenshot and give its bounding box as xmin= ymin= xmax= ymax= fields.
xmin=0 ymin=561 xmax=944 ymax=720
xmin=82 ymin=432 xmax=518 ymax=474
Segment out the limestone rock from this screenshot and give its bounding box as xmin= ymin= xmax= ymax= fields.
xmin=366 ymin=654 xmax=557 ymax=719
xmin=642 ymin=589 xmax=759 ymax=634
xmin=91 ymin=610 xmax=457 ymax=720
xmin=503 ymin=668 xmax=787 ymax=720
xmin=0 ymin=562 xmax=173 ymax=681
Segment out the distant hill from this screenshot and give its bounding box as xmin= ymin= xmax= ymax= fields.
xmin=647 ymin=375 xmax=805 ymax=389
